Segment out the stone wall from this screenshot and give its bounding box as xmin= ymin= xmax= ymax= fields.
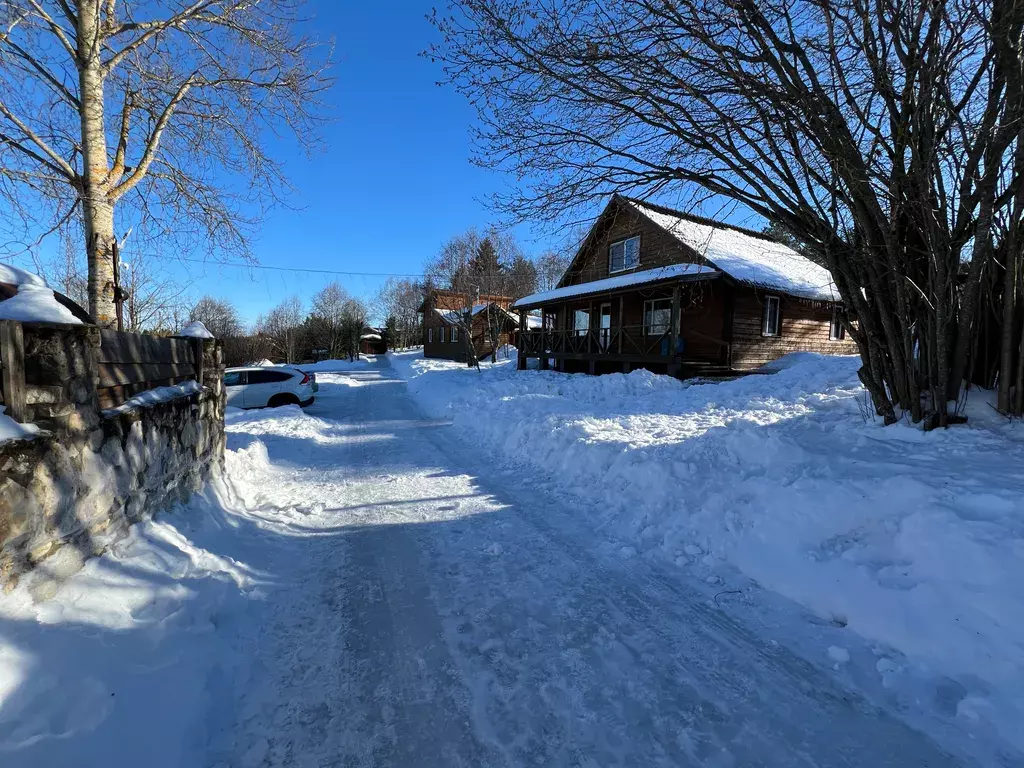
xmin=0 ymin=331 xmax=225 ymax=593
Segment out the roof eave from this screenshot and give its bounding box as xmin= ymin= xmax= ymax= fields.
xmin=512 ymin=270 xmax=720 ymax=310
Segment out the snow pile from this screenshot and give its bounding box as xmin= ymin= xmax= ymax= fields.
xmin=393 ymin=349 xmax=1024 ymax=751
xmin=0 ymin=481 xmax=261 ymax=767
xmin=249 ymin=358 xmax=275 ymax=367
xmin=0 ymin=411 xmax=40 ymax=443
xmin=0 ymin=264 xmax=83 ymax=325
xmin=177 ymin=321 xmax=214 ymax=339
xmin=628 ymin=201 xmax=839 ymax=301
xmin=102 ymin=380 xmax=203 ymax=416
xmin=300 ymin=357 xmax=374 ymax=373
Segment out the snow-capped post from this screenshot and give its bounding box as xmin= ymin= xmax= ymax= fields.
xmin=0 ymin=320 xmax=26 ymax=423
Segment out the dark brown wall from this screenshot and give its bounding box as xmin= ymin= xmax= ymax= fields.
xmin=729 ymin=288 xmax=858 ymax=369
xmin=423 ymin=310 xmax=513 ymax=362
xmin=561 ymin=202 xmax=701 ymax=287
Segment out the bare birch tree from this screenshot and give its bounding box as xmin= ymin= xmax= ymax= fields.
xmin=432 ymin=0 xmax=1024 ymax=426
xmin=0 ymin=0 xmax=331 ymax=326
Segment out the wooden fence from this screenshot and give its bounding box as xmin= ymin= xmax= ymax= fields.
xmin=96 ymin=329 xmax=203 ymax=410
xmin=0 ymin=320 xmax=208 ymax=420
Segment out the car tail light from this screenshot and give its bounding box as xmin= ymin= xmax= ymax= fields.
xmin=299 ymin=373 xmax=311 ymax=385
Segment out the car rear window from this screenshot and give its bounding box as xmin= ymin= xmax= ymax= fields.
xmin=247 ymin=370 xmax=293 ymax=384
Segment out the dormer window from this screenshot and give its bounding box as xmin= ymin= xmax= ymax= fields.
xmin=609 ymin=236 xmax=640 ymax=273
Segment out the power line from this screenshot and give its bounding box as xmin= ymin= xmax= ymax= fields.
xmin=153 ymin=254 xmax=546 ymax=280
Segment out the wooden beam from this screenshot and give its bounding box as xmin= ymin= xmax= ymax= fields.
xmin=668 ymin=285 xmax=681 ymax=377
xmin=617 ymin=295 xmax=624 ymax=354
xmin=0 ymin=321 xmax=26 ymax=423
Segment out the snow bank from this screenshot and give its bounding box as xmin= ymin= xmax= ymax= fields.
xmin=102 ymin=380 xmax=203 ymax=416
xmin=177 ymin=321 xmax=214 ymax=339
xmin=0 ymin=480 xmax=260 ymax=767
xmin=300 ymin=357 xmax=374 ymax=373
xmin=394 ymin=350 xmax=1024 ymax=752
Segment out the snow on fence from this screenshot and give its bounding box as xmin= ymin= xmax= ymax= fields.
xmin=0 ymin=319 xmax=226 ymax=591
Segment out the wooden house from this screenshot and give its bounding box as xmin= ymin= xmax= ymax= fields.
xmin=420 ymin=289 xmax=519 ymax=362
xmin=513 ymin=195 xmax=857 ymax=376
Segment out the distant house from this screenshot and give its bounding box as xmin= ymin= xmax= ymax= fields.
xmin=512 ymin=195 xmax=857 ymax=376
xmin=419 ymin=289 xmax=518 ymax=362
xmin=360 ymin=328 xmax=387 ymax=355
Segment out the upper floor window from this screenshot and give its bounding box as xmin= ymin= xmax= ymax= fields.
xmin=829 ymin=307 xmax=846 ymax=341
xmin=762 ymin=295 xmax=781 ymax=337
xmin=609 ymin=236 xmax=640 ymax=273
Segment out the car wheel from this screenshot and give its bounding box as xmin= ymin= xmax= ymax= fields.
xmin=267 ymin=393 xmax=300 ymax=408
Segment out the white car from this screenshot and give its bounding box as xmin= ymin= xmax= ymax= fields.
xmin=223 ymin=366 xmax=316 ymax=409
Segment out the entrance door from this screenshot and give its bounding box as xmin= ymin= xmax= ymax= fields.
xmin=599 ymin=303 xmax=612 ymax=351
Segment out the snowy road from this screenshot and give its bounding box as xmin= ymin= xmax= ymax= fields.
xmin=202 ymin=358 xmax=964 ymax=767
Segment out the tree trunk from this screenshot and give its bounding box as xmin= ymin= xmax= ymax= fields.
xmin=78 ymin=8 xmax=116 ymax=327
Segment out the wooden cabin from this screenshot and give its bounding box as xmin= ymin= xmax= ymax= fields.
xmin=420 ymin=289 xmax=519 ymax=362
xmin=513 ymin=195 xmax=857 ymax=376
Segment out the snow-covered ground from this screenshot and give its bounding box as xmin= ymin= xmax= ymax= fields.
xmin=0 ymin=355 xmax=1014 ymax=766
xmin=391 ymin=348 xmax=1024 ymax=762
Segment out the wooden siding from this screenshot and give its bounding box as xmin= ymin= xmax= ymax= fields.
xmin=423 ymin=308 xmax=513 ymax=362
xmin=561 ymin=202 xmax=702 ymax=287
xmin=729 ymin=288 xmax=858 ymax=369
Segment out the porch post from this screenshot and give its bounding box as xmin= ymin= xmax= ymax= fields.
xmin=667 ymin=285 xmax=681 ymax=377
xmin=617 ymin=294 xmax=624 ymax=354
xmin=518 ymin=309 xmax=527 ymax=370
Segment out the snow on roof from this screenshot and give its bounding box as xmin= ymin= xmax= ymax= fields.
xmin=0 ymin=284 xmax=84 ymax=324
xmin=512 ymin=263 xmax=718 ymax=309
xmin=360 ymin=333 xmax=382 ymax=340
xmin=0 ymin=264 xmax=48 ymax=288
xmin=626 ymin=200 xmax=839 ymax=301
xmin=178 ymin=320 xmax=214 ymax=339
xmin=434 ymin=303 xmax=518 ymax=325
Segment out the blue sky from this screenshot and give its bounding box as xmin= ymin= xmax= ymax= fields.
xmin=177 ymin=0 xmax=560 ymax=323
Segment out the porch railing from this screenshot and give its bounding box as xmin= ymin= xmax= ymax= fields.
xmin=520 ymin=326 xmax=678 ymax=358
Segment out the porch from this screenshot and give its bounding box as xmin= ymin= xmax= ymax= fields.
xmin=513 ymin=269 xmax=733 ymax=377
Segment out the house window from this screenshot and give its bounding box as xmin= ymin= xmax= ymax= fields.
xmin=440 ymin=327 xmax=446 ymax=343
xmin=609 ymin=236 xmax=640 ymax=273
xmin=451 ymin=327 xmax=459 ymax=343
xmin=762 ymin=295 xmax=781 ymax=337
xmin=428 ymin=328 xmax=433 ymax=343
xmin=643 ymin=298 xmax=673 ymax=336
xmin=573 ymin=308 xmax=590 ymax=337
xmin=829 ymin=307 xmax=846 ymax=341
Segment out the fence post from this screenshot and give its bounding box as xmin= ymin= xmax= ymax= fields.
xmin=0 ymin=320 xmax=26 ymax=422
xmin=193 ymin=337 xmax=205 ymax=387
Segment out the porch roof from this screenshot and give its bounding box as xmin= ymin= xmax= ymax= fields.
xmin=511 ymin=263 xmax=719 ymax=310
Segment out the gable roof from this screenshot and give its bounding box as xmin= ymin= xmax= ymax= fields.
xmin=557 ymin=195 xmax=838 ymax=302
xmin=623 ymin=198 xmax=839 ymax=301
